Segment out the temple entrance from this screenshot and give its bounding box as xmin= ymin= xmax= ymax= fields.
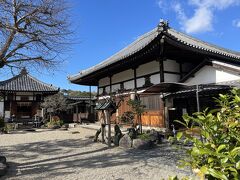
xmin=168 ymin=108 xmax=183 ymax=129
xmin=16 ymin=102 xmax=32 ymax=119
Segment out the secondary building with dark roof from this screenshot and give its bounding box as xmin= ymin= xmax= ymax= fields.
xmin=69 ymin=20 xmax=240 ymax=129
xmin=0 ymin=68 xmax=59 ymax=122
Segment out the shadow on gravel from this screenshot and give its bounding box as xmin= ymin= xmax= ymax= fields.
xmin=1 ymin=138 xmax=190 ymax=179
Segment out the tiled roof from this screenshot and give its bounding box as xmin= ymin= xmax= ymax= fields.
xmin=66 ymin=96 xmax=97 ymax=101
xmin=69 ymin=20 xmax=240 ymax=83
xmin=216 ymin=80 xmax=240 ymax=88
xmin=0 ymin=69 xmax=59 ymax=92
xmin=166 ymin=28 xmax=240 ymax=59
xmin=69 ymin=27 xmax=159 ymax=82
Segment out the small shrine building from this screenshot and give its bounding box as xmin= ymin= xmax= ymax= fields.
xmin=0 ymin=68 xmax=59 ymax=122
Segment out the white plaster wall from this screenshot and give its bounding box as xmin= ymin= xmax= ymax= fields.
xmin=150 ymin=74 xmax=160 ymax=84
xmin=136 ymin=61 xmax=159 ymax=77
xmin=185 ymin=66 xmax=216 ymax=85
xmin=0 ymin=101 xmax=4 ymax=117
xmin=112 ymin=69 xmax=134 ymax=84
xmin=216 ymin=70 xmax=240 ymax=82
xmin=112 ymin=84 xmax=121 ymax=92
xmin=99 ymin=77 xmax=110 ymax=87
xmin=186 ymin=66 xmax=240 ymax=85
xmin=164 ymin=60 xmax=180 ymax=72
xmin=164 ymin=73 xmax=180 ymax=82
xmin=105 ymin=86 xmax=110 ymax=93
xmin=98 ymin=88 xmax=103 ymax=94
xmin=124 ymin=80 xmax=134 ymax=90
xmin=137 ymin=78 xmax=145 ymax=88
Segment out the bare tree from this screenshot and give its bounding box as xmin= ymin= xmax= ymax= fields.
xmin=41 ymin=92 xmax=67 ymax=114
xmin=0 ymin=0 xmax=71 ymax=72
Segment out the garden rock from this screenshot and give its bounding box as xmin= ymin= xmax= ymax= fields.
xmin=0 ymin=156 xmax=6 ymax=164
xmin=149 ymin=129 xmax=163 ymax=144
xmin=62 ymin=124 xmax=69 ymax=128
xmin=132 ymin=139 xmax=152 ymax=150
xmin=51 ymin=125 xmax=61 ymax=129
xmin=0 ymin=156 xmax=7 ymax=177
xmin=119 ymin=134 xmax=132 ymax=148
xmin=68 ymin=123 xmax=76 ymax=128
xmin=114 ymin=125 xmax=122 ymax=146
xmin=127 ymin=128 xmax=137 ymax=139
xmin=0 ymin=163 xmax=7 ymax=177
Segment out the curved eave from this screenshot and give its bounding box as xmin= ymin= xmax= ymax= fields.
xmin=0 ymin=90 xmax=59 ymax=93
xmin=164 ymin=29 xmax=240 ymax=62
xmin=0 ymin=74 xmax=59 ymax=92
xmin=69 ymin=28 xmax=160 ymax=85
xmin=69 ymin=39 xmax=160 ymax=86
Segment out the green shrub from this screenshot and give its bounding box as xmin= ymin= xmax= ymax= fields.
xmin=176 ymin=88 xmax=240 ymax=180
xmin=2 ymin=123 xmax=14 ymax=133
xmin=138 ymin=133 xmax=151 ymax=141
xmin=46 ymin=116 xmax=63 ymax=128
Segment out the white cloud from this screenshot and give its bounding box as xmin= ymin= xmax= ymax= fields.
xmin=184 ymin=7 xmax=213 ymax=33
xmin=172 ymin=0 xmax=240 ymax=33
xmin=233 ymin=19 xmax=240 ymax=28
xmin=157 ymin=0 xmax=164 ymax=7
xmin=157 ymin=0 xmax=169 ymax=13
xmin=172 ymin=2 xmax=187 ymax=22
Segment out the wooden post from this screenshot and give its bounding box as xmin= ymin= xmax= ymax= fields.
xmin=10 ymin=99 xmax=12 ymax=117
xmin=159 ymin=36 xmax=165 ymax=82
xmin=107 ymin=110 xmax=111 ymax=147
xmin=159 ymin=59 xmax=164 ymax=82
xmin=89 ymin=86 xmax=92 ymax=114
xmin=133 ymin=67 xmax=137 ymax=89
xmin=160 ymin=93 xmax=164 ymax=128
xmin=76 ymin=105 xmax=79 ymax=123
xmin=109 ymin=75 xmax=112 ymax=94
xmin=104 ymin=110 xmax=111 ymax=147
xmin=196 ymin=85 xmax=200 ymax=112
xmin=196 ymin=85 xmax=203 ymax=142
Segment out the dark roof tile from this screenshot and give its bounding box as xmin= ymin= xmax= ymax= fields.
xmin=0 ymin=71 xmax=59 ymax=92
xmin=69 ymin=21 xmax=240 ymax=83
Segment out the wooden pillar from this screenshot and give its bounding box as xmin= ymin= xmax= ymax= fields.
xmin=107 ymin=110 xmax=111 ymax=147
xmin=159 ymin=36 xmax=165 ymax=82
xmin=160 ymin=94 xmax=165 ymax=128
xmin=109 ymin=76 xmax=112 ymax=94
xmin=76 ymin=105 xmax=79 ymax=123
xmin=159 ymin=36 xmax=165 ymax=127
xmin=133 ymin=67 xmax=137 ymax=89
xmin=97 ymin=87 xmax=99 ymax=97
xmin=10 ymin=100 xmax=12 ymax=116
xmin=159 ymin=60 xmax=164 ymax=82
xmin=89 ymin=86 xmax=92 ymax=114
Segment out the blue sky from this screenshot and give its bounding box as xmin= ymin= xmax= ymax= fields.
xmin=1 ymin=0 xmax=240 ymax=92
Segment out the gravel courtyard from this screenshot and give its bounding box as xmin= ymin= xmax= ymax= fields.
xmin=0 ymin=127 xmax=194 ymax=180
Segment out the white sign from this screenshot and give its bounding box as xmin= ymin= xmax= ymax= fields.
xmin=5 ymin=111 xmax=10 ymax=118
xmin=0 ymin=102 xmax=4 ymax=117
